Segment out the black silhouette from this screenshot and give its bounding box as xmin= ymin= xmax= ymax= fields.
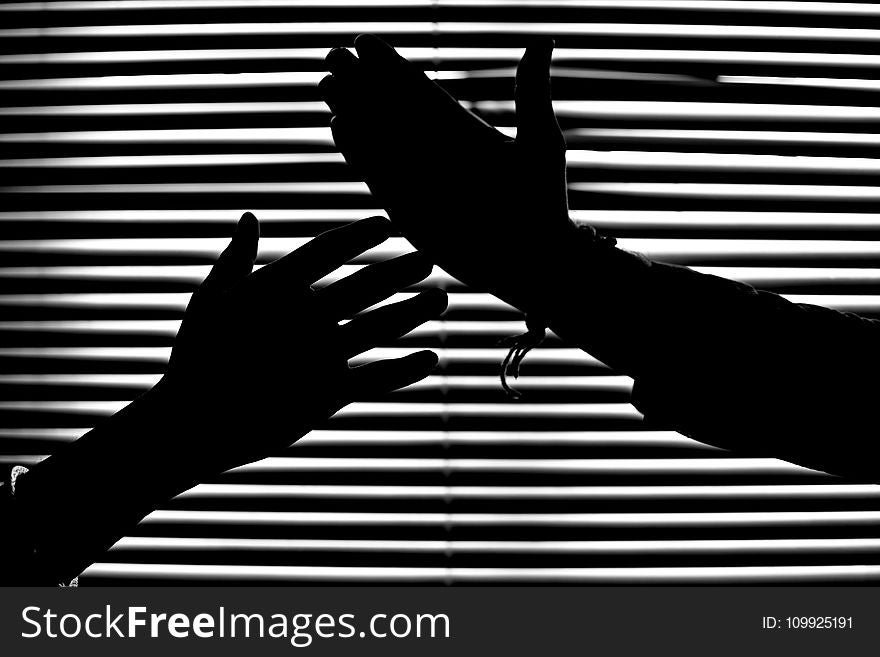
xmin=1 ymin=215 xmax=447 ymax=584
xmin=321 ymin=35 xmax=880 ymax=484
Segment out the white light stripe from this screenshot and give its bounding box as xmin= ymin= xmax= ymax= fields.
xmin=0 ymin=102 xmax=327 ymax=116
xmin=141 ymin=509 xmax=878 ymax=525
xmin=0 ymin=127 xmax=333 ymax=143
xmin=2 ymin=1 xmax=433 ymax=10
xmin=618 ymin=238 xmax=880 ymax=256
xmin=0 ymin=182 xmax=368 ymax=194
xmin=108 ymin=536 xmax=880 ymax=554
xmin=82 ymin=563 xmax=449 ymax=582
xmin=178 ymin=483 xmax=870 ymax=500
xmin=4 ymin=22 xmax=880 ymax=41
xmin=81 ymin=563 xmax=880 ymax=582
xmin=0 ymin=72 xmax=325 ymax=90
xmin=3 ymin=1 xmax=879 ymax=17
xmin=450 ymin=566 xmax=880 ymax=583
xmin=574 ymin=128 xmax=880 ymax=144
xmin=567 ymin=150 xmax=880 ymax=173
xmin=80 ymin=563 xmax=880 ymax=582
xmin=0 ymin=153 xmax=345 ymax=168
xmin=0 ymin=21 xmax=436 ymax=37
xmin=720 ymin=75 xmax=880 ymax=91
xmin=0 ymin=374 xmax=164 ymax=386
xmin=440 ymin=1 xmax=880 ymax=16
xmin=0 ymin=209 xmax=378 ymax=221
xmin=230 ymin=457 xmax=814 ymax=475
xmin=572 ymin=210 xmax=880 ymax=228
xmin=548 ymin=100 xmax=880 ymax=120
xmin=294 ymin=429 xmax=688 ymax=446
xmin=0 ymin=428 xmax=86 ymax=440
xmin=440 ymin=23 xmax=880 ymax=40
xmin=574 ymin=182 xmax=880 ymax=199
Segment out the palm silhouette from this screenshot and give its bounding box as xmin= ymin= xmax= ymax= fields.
xmin=321 ymin=35 xmax=575 ymax=311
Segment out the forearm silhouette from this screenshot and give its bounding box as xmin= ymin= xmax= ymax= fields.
xmin=321 ymin=35 xmax=880 ymax=484
xmin=4 ymin=215 xmax=447 ymax=584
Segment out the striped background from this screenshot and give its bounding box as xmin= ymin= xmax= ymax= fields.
xmin=2 ymin=0 xmax=880 ymax=584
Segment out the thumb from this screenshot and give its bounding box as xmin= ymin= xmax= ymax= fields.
xmin=202 ymin=212 xmax=260 ymax=293
xmin=515 ymin=37 xmax=563 ymax=152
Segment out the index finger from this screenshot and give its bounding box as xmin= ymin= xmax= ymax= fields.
xmin=353 ymin=34 xmax=405 ymax=66
xmin=250 ymin=216 xmax=392 ymax=287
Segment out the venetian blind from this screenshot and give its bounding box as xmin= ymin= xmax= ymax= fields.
xmin=2 ymin=0 xmax=880 ymax=584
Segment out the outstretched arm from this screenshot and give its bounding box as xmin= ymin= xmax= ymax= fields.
xmin=3 ymin=214 xmax=447 ymax=584
xmin=320 ymin=35 xmax=880 ymax=483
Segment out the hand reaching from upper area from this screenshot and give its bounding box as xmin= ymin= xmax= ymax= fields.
xmin=319 ymin=35 xmax=578 ymax=312
xmin=161 ymin=212 xmax=447 ymax=480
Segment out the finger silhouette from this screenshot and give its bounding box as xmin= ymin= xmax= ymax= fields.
xmin=318 ymin=74 xmax=342 ymax=114
xmin=348 ymin=349 xmax=439 ymax=396
xmin=340 ymin=288 xmax=448 ymax=357
xmin=325 ymin=47 xmax=360 ymax=79
xmin=250 ymin=215 xmax=391 ymax=288
xmin=353 ymin=34 xmax=405 ymax=66
xmin=515 ymin=37 xmax=564 ymax=151
xmin=329 ymin=114 xmax=355 ymax=163
xmin=317 ymin=251 xmax=433 ymax=319
xmin=201 ymin=211 xmax=259 ymax=294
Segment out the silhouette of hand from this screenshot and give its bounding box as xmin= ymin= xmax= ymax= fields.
xmin=319 ymin=35 xmax=575 ymax=311
xmin=161 ymin=212 xmax=446 ymax=479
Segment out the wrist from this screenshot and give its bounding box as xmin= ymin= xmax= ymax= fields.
xmin=17 ymin=384 xmax=192 ymax=541
xmin=491 ymin=219 xmax=604 ymax=315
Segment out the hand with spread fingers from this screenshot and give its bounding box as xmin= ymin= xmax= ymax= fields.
xmin=319 ymin=34 xmax=577 ymax=313
xmin=163 ymin=212 xmax=447 ymax=478
xmin=11 ymin=213 xmax=446 ymax=583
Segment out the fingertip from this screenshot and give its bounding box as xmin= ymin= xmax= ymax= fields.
xmin=354 ymin=33 xmax=397 ymax=62
xmin=398 ymin=250 xmax=433 ymax=278
xmin=354 ymin=33 xmax=379 ymax=51
xmin=325 ymin=47 xmax=358 ymax=76
xmin=318 ymin=73 xmax=335 ymax=94
xmin=327 ymin=46 xmax=354 ymax=59
xmin=409 ymin=349 xmax=439 ymax=370
xmin=237 ymin=211 xmax=259 ymax=236
xmin=357 ymin=215 xmax=393 ymax=238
